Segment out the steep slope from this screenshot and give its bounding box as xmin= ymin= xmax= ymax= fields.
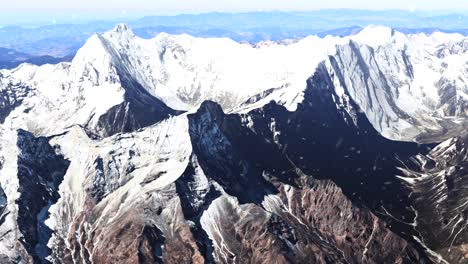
xmin=0 ymin=115 xmax=195 ymax=263
xmin=186 ymin=101 xmax=431 ymax=263
xmin=327 ymin=27 xmax=468 ymax=141
xmin=0 ymin=129 xmax=70 ymax=263
xmin=398 ymin=134 xmax=468 ymax=263
xmin=0 ymin=29 xmax=176 ymax=138
xmin=213 ymin=62 xmax=438 ymax=249
xmin=46 ymin=116 xmax=194 ymax=263
xmin=0 ymin=105 xmax=433 ymax=263
xmin=0 ymin=62 xmax=439 ymax=263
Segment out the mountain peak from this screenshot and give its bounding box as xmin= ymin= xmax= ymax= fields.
xmin=107 ymin=23 xmax=136 ymax=41
xmin=71 ymin=33 xmax=113 ymax=66
xmin=352 ymin=25 xmax=402 ymax=47
xmin=112 ymin=23 xmax=132 ymax=34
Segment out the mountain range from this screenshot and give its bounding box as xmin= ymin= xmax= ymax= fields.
xmin=0 ymin=24 xmax=466 ymax=263
xmin=0 ymin=10 xmax=466 ymax=60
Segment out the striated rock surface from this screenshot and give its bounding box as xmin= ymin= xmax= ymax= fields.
xmin=399 ymin=134 xmax=468 ymax=263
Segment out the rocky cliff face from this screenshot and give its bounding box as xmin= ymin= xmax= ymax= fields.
xmin=185 ymin=100 xmax=430 ymax=263
xmin=0 ymin=129 xmax=70 ymax=263
xmin=399 ymin=134 xmax=468 ymax=263
xmin=0 ymin=25 xmax=466 ymax=263
xmin=6 ymin=101 xmax=430 ymax=264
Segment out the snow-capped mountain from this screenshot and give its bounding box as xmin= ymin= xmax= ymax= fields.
xmin=1 ymin=24 xmax=466 ymax=141
xmin=0 ymin=24 xmax=466 ymax=263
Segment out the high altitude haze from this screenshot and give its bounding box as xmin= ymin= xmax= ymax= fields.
xmin=3 ymin=0 xmax=468 ymax=12
xmin=1 ymin=0 xmax=467 ymax=27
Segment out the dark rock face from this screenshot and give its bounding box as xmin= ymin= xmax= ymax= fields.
xmin=95 ymin=75 xmax=179 ymax=137
xmin=399 ymin=134 xmax=468 ymax=263
xmin=0 ymin=186 xmax=7 ymax=227
xmin=188 ymin=102 xmax=277 ymax=204
xmin=219 ymin=62 xmax=431 ymax=236
xmin=16 ymin=129 xmax=70 ymax=263
xmin=87 ymin=157 xmax=107 ymax=203
xmin=437 ymin=77 xmax=468 ymax=117
xmin=175 ymin=155 xmax=220 ymax=263
xmin=181 ymin=96 xmax=431 ymax=263
xmin=0 ymin=79 xmax=31 ymax=124
xmin=331 ymin=41 xmax=419 ymax=129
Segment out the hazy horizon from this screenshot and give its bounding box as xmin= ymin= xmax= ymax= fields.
xmin=4 ymin=0 xmax=468 ymax=12
xmin=1 ymin=0 xmax=468 ymax=26
xmin=1 ymin=10 xmax=468 ymax=27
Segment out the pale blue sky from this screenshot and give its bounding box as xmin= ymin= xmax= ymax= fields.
xmin=3 ymin=0 xmax=468 ymax=13
xmin=1 ymin=0 xmax=467 ymax=26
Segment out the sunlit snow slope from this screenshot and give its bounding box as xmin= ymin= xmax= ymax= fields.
xmin=1 ymin=24 xmax=466 ymax=141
